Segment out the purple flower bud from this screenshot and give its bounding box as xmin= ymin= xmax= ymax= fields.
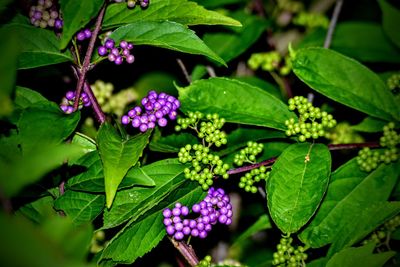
xmin=98 ymin=46 xmax=108 ymax=56
xmin=105 ymin=39 xmax=115 ymax=49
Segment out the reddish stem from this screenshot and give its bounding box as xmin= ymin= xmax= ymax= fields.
xmin=169 ymin=237 xmax=199 ymax=266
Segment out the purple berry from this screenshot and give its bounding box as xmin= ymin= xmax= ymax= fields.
xmin=54 ymin=19 xmax=63 ymax=29
xmin=127 ymin=43 xmax=134 ymax=50
xmin=148 ymin=122 xmax=155 ymax=129
xmin=126 ymin=55 xmax=135 ymax=64
xmin=191 ymin=229 xmax=199 ymax=237
xmin=139 ymin=123 xmax=148 ymax=132
xmin=172 ymin=207 xmax=181 ymax=216
xmin=132 ymin=117 xmax=140 ymax=128
xmin=115 ymin=56 xmax=123 ymax=65
xmin=174 ymin=231 xmax=184 ymax=240
xmin=65 ymin=91 xmax=75 ymax=100
xmin=84 ymin=29 xmax=92 ymax=38
xmin=199 ymin=231 xmax=207 ymax=239
xmin=108 ymin=53 xmax=116 ymax=62
xmin=121 ymin=115 xmax=130 ymax=125
xmin=175 ymin=222 xmax=183 ymax=231
xmin=189 ymin=220 xmax=197 ymax=228
xmin=77 ymin=31 xmax=86 ymax=41
xmin=172 ymin=216 xmax=181 ymax=224
xmin=166 ymin=225 xmax=175 ymax=235
xmin=158 ymin=118 xmax=168 ymax=127
xmin=120 ymin=40 xmax=128 ymax=49
xmin=105 ymin=39 xmax=115 ymax=49
xmin=218 ymin=214 xmax=228 ymax=224
xmin=181 ymin=206 xmax=189 ymax=216
xmin=98 ymin=46 xmax=108 ymax=56
xmin=163 ymin=218 xmax=172 ymax=226
xmin=183 ymin=226 xmax=191 ymax=235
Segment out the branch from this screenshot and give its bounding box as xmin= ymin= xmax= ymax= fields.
xmin=169 ymin=237 xmax=199 ymax=266
xmin=176 ymin=59 xmax=192 ymax=84
xmin=324 ymin=0 xmax=344 ymax=48
xmin=73 ymin=2 xmax=107 ymax=111
xmin=227 ymin=141 xmax=380 ymax=175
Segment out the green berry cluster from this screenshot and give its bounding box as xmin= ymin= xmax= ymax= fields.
xmin=325 ymin=122 xmax=364 ymax=144
xmin=362 ymin=215 xmax=400 ymax=247
xmin=387 ymin=73 xmax=400 ymax=91
xmin=176 ymin=112 xmax=227 ymax=147
xmin=179 ymin=144 xmax=230 ymax=190
xmin=272 ymin=236 xmax=308 ymax=266
xmin=234 ymin=141 xmax=264 ymax=166
xmin=293 ymin=12 xmax=329 ymax=29
xmin=357 ymin=123 xmax=399 ymax=172
xmin=90 ymin=231 xmax=107 ymax=254
xmin=238 ymin=166 xmax=270 ymax=194
xmin=277 ymin=0 xmax=304 ymax=13
xmin=285 ymin=96 xmax=337 ymax=142
xmin=196 ymin=255 xmax=212 ymax=267
xmin=247 ymin=52 xmax=292 ymax=76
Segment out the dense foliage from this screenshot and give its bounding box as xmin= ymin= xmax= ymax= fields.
xmin=0 ymin=0 xmax=399 ymax=266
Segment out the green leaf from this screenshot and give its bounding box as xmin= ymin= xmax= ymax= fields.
xmin=102 ymin=159 xmax=186 ymax=229
xmin=16 ymin=195 xmax=58 ymax=223
xmin=14 ymin=86 xmax=47 ymax=109
xmin=351 ymin=117 xmax=388 ymax=133
xmin=267 ymin=143 xmax=331 ymax=233
xmin=232 ymin=76 xmax=282 ymax=100
xmin=54 ymin=190 xmax=105 ymax=225
xmin=379 ymin=0 xmax=400 ymax=48
xmin=193 ymin=0 xmax=243 ymax=8
xmin=67 ymin=151 xmax=155 ymax=192
xmin=17 ymin=101 xmax=80 ymax=153
xmin=178 ymin=77 xmax=296 ymax=131
xmin=0 ymin=142 xmax=84 ymax=197
xmin=97 ymin=123 xmax=151 ymax=208
xmin=203 ymin=11 xmax=269 ymax=63
xmin=103 ymin=0 xmax=241 ymax=28
xmin=327 ymin=201 xmax=400 ymax=257
xmin=291 ymin=47 xmax=400 ymax=121
xmin=298 ymin=22 xmax=400 ymax=63
xmin=0 ymin=28 xmax=18 ymax=116
xmin=0 ymin=213 xmax=94 ymax=267
xmin=231 ymin=215 xmax=272 ymax=249
xmin=99 ymin=182 xmax=206 ymax=265
xmin=59 ymin=0 xmax=104 ymax=49
xmin=326 ymin=243 xmax=395 ymax=267
xmin=299 ymin=160 xmax=400 ymax=248
xmin=109 ymin=21 xmax=225 ymax=66
xmin=1 ymin=23 xmax=73 ymax=69
xmin=149 ymin=132 xmax=198 ymax=153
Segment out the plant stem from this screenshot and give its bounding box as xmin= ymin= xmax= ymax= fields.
xmin=73 ymin=2 xmax=107 ymax=111
xmin=227 ymin=141 xmax=380 ymax=175
xmin=0 ymin=188 xmax=12 ymax=214
xmin=169 ymin=237 xmax=199 ymax=266
xmin=176 ymin=59 xmax=192 ymax=84
xmin=324 ymin=0 xmax=344 ymax=48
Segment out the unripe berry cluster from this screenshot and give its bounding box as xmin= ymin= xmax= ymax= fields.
xmin=248 ymin=52 xmax=291 ymax=76
xmin=357 ymin=123 xmax=399 ymax=172
xmin=233 ymin=141 xmax=264 ymax=166
xmin=98 ymin=38 xmax=135 ymax=65
xmin=90 ymin=80 xmax=138 ymax=117
xmin=60 ymin=91 xmax=91 ymax=114
xmin=272 ymin=236 xmax=308 ymax=267
xmin=29 ymin=0 xmax=63 ymax=29
xmin=90 ymin=230 xmax=107 ymax=254
xmin=293 ymin=12 xmax=329 ymax=29
xmin=238 ymin=166 xmax=270 ymax=194
xmin=362 ymin=215 xmax=400 ymax=247
xmin=112 ymin=0 xmax=149 ymax=8
xmin=387 ymin=73 xmax=400 ymax=91
xmin=176 ymin=112 xmax=227 ymax=147
xmin=179 ymin=144 xmax=229 ymax=190
xmin=163 ymin=188 xmax=232 ymax=241
xmin=121 ymin=90 xmax=179 ymax=132
xmin=285 ymin=96 xmax=337 ymax=142
xmin=76 ymin=29 xmax=92 ymax=41
xmin=277 ymin=0 xmax=304 ymax=13
xmin=196 ymin=255 xmax=212 ymax=267
xmin=325 ymin=122 xmax=364 ymax=144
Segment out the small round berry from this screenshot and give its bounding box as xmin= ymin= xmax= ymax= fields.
xmin=139 ymin=123 xmax=148 ymax=132
xmin=158 ymin=118 xmax=168 ymax=127
xmin=105 ymin=39 xmax=115 ymax=49
xmin=76 ymin=31 xmax=86 ymax=41
xmin=84 ymin=29 xmax=92 ymax=39
xmin=115 ymin=56 xmax=124 ymax=65
xmin=120 ymin=40 xmax=128 ymax=49
xmin=98 ymin=46 xmax=108 ymax=56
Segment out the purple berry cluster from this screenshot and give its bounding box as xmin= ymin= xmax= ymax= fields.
xmin=60 ymin=91 xmax=91 ymax=114
xmin=162 ymin=187 xmax=233 ymax=240
xmin=121 ymin=90 xmax=180 ymax=132
xmin=29 ymin=0 xmax=63 ymax=29
xmin=98 ymin=38 xmax=135 ymax=65
xmin=113 ymin=0 xmax=150 ymax=9
xmin=76 ymin=29 xmax=92 ymax=41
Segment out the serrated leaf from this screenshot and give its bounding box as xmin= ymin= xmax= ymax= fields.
xmin=99 ymin=182 xmax=206 ymax=265
xmin=231 ymin=215 xmax=272 ymax=249
xmin=291 ymin=47 xmax=400 ymax=121
xmin=109 ymin=21 xmax=225 ymax=66
xmin=266 ymin=143 xmax=331 ymax=233
xmin=59 ymin=0 xmax=104 ymax=49
xmin=17 ymin=101 xmax=80 ymax=154
xmin=97 ymin=123 xmax=151 ymax=208
xmin=297 ymin=22 xmax=400 ymax=63
xmin=178 ymin=77 xmax=296 ymax=131
xmin=326 ymin=243 xmax=395 ymax=267
xmin=327 ymin=201 xmax=400 ymax=257
xmin=233 ymin=76 xmax=282 ymax=99
xmin=203 ymin=11 xmax=269 ymax=63
xmin=67 ymin=151 xmax=155 ymax=192
xmin=16 ymin=195 xmax=58 ymax=223
xmin=379 ymin=0 xmax=400 ymax=48
xmin=299 ymin=160 xmax=400 ymax=248
xmin=14 ymin=86 xmax=47 ymax=109
xmin=54 ymin=190 xmax=105 ymax=225
xmin=103 ymin=0 xmax=241 ymax=28
xmin=102 ymin=159 xmax=186 ymax=229
xmin=1 ymin=23 xmax=73 ymax=69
